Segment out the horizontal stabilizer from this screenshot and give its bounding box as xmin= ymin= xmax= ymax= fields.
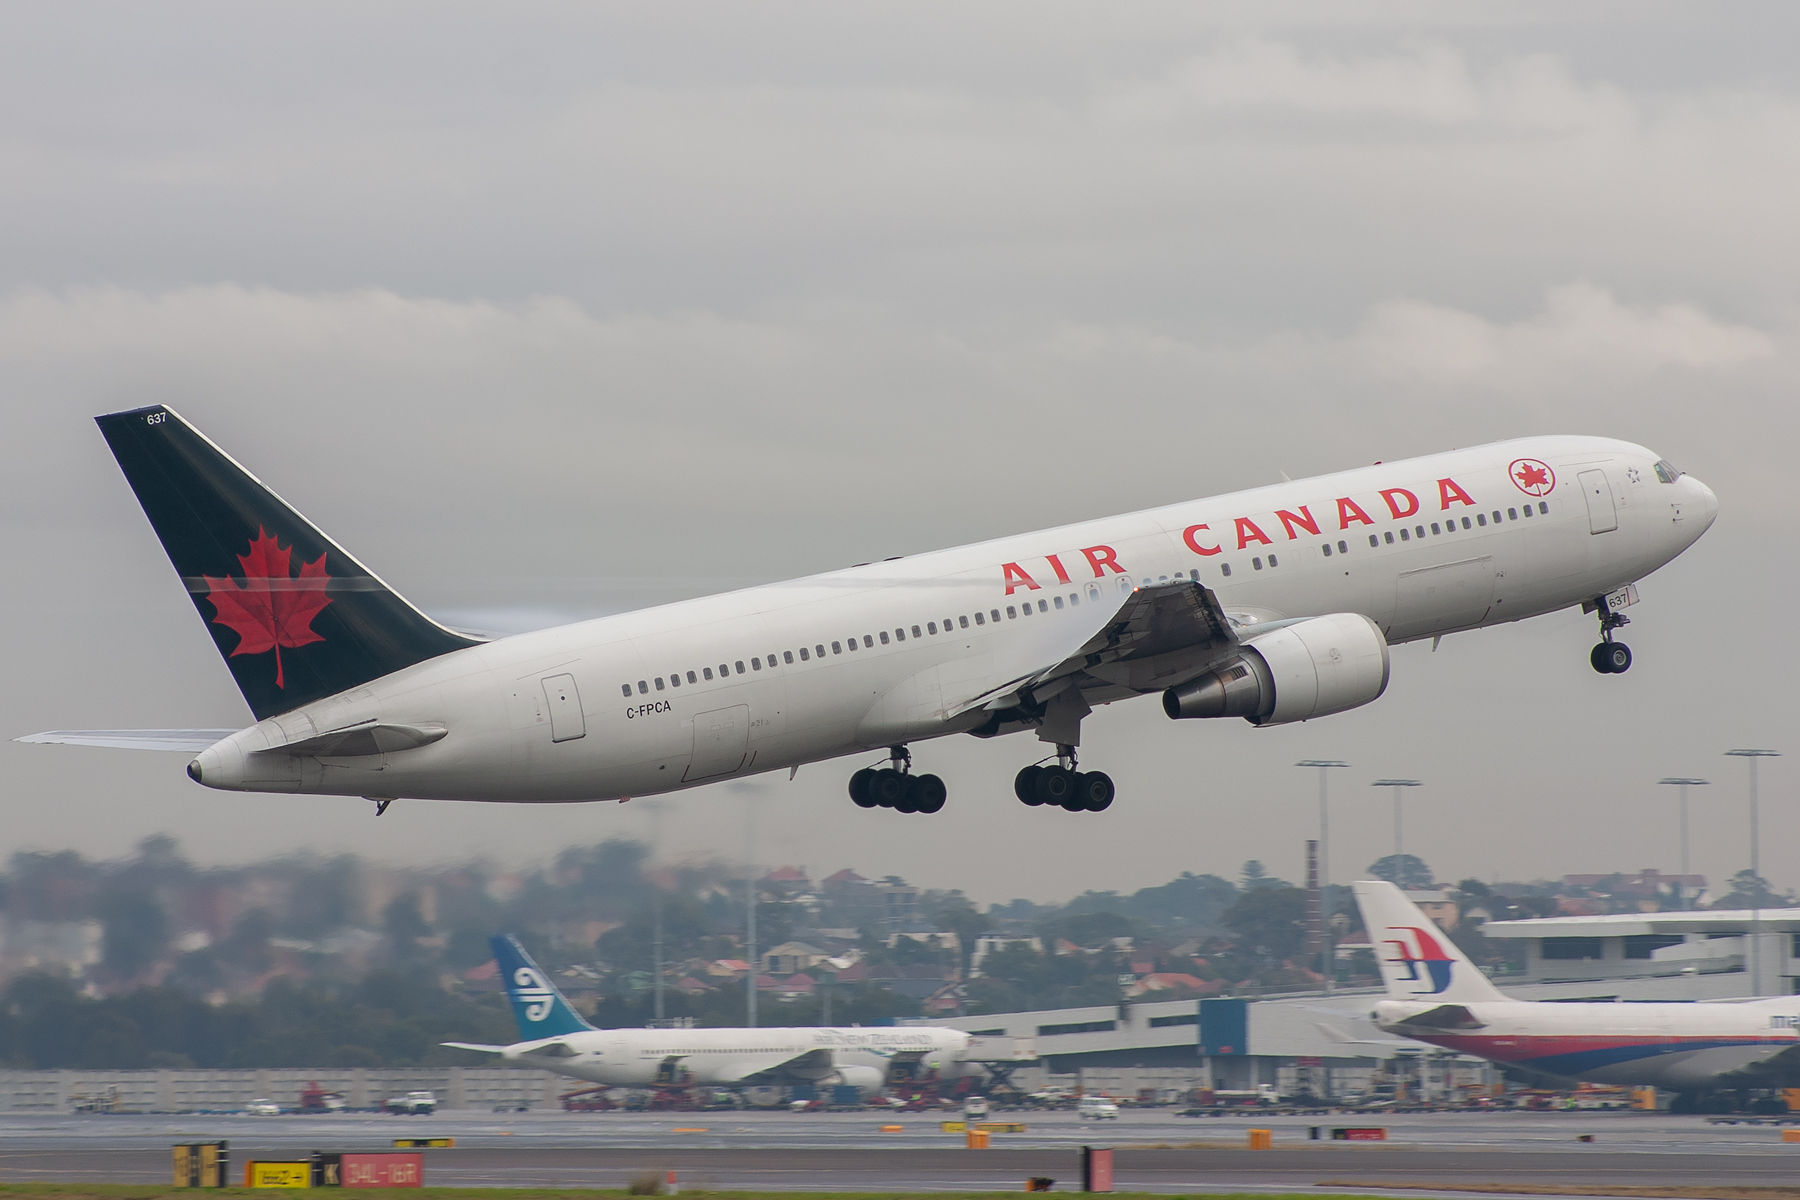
xmin=440 ymin=1042 xmax=508 ymax=1054
xmin=17 ymin=729 xmax=242 ymax=752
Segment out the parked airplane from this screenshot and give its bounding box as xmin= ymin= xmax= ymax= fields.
xmin=444 ymin=935 xmax=971 ymax=1093
xmin=1355 ymin=881 xmax=1800 ymax=1092
xmin=23 ymin=407 xmax=1715 ymax=814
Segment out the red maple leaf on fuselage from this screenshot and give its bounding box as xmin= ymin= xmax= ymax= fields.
xmin=1515 ymin=463 xmax=1550 ymax=490
xmin=203 ymin=528 xmax=332 ymax=689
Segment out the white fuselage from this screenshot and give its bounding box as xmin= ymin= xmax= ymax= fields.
xmin=488 ymin=1025 xmax=973 ymax=1089
xmin=190 ymin=435 xmax=1716 ymax=802
xmin=1374 ymin=998 xmax=1799 ymax=1089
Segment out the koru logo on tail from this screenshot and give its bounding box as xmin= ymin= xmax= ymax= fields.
xmin=1382 ymin=925 xmax=1456 ymax=995
xmin=511 ymin=967 xmax=556 ymax=1021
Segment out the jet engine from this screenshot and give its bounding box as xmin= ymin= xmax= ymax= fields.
xmin=825 ymin=1064 xmax=887 ymax=1095
xmin=1162 ymin=612 xmax=1389 ymax=726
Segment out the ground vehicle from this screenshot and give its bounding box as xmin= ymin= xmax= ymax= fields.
xmin=298 ymin=1081 xmax=346 ymax=1113
xmin=1078 ymin=1096 xmax=1120 ymax=1120
xmin=384 ymin=1090 xmax=437 ymax=1115
xmin=245 ymin=1098 xmax=281 ymax=1116
xmin=962 ymin=1097 xmax=990 ymax=1120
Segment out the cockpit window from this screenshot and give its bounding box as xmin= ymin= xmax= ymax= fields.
xmin=1654 ymin=460 xmax=1682 ymax=484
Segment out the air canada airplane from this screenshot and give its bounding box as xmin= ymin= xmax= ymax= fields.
xmin=23 ymin=407 xmax=1715 ymax=814
xmin=1356 ymin=882 xmax=1800 ymax=1092
xmin=444 ymin=934 xmax=971 ymax=1093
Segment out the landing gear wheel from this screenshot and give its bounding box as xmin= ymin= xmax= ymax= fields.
xmin=1591 ymin=642 xmax=1632 ymax=674
xmin=1033 ymin=766 xmax=1074 ymax=807
xmin=1074 ymin=771 xmax=1115 ymax=812
xmin=849 ymin=768 xmax=879 ymax=808
xmin=893 ymin=777 xmax=922 ymax=814
xmin=913 ymin=774 xmax=947 ymax=814
xmin=1015 ymin=765 xmax=1045 ymax=806
xmin=871 ymin=768 xmax=907 ymax=807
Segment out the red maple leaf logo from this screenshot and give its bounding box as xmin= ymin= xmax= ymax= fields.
xmin=1509 ymin=458 xmax=1555 ymax=496
xmin=202 ymin=528 xmax=332 ymax=689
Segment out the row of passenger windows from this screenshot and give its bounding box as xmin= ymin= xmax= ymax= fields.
xmin=619 ymin=591 xmax=1093 ymax=697
xmin=619 ymin=501 xmax=1558 ymax=696
xmin=1368 ymin=501 xmax=1549 ymax=547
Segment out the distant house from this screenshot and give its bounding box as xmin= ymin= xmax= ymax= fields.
xmin=760 ymin=941 xmax=825 ymax=976
xmin=1125 ymin=972 xmax=1219 ymax=998
xmin=1402 ymin=890 xmax=1460 ymax=932
xmin=708 ymin=959 xmax=751 ymax=979
xmin=776 ymin=972 xmax=816 ymax=998
xmin=762 ymin=866 xmax=812 ymax=897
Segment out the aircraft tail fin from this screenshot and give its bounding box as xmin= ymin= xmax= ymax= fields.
xmin=94 ymin=405 xmax=481 ymax=722
xmin=491 ymin=933 xmax=596 ymax=1040
xmin=1352 ymin=880 xmax=1508 ymax=1004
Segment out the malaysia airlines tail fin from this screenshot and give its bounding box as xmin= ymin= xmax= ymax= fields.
xmin=94 ymin=405 xmax=481 ymax=722
xmin=1352 ymin=880 xmax=1508 ymax=1004
xmin=491 ymin=933 xmax=597 ymax=1040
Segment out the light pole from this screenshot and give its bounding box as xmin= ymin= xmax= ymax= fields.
xmin=1725 ymin=750 xmax=1780 ymax=994
xmin=1656 ymin=778 xmax=1708 ymax=909
xmin=1297 ymin=760 xmax=1350 ymax=992
xmin=647 ymin=801 xmax=666 ymax=1022
xmin=744 ymin=797 xmax=759 ymax=1028
xmin=1371 ymin=779 xmax=1422 ymax=859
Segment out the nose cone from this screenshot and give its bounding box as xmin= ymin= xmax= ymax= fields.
xmin=1689 ymin=475 xmax=1719 ymax=533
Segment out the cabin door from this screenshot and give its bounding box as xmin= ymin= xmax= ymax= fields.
xmin=1579 ymin=469 xmax=1618 ymax=534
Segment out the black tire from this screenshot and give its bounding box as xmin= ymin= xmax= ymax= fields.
xmin=914 ymin=774 xmax=947 ymax=814
xmin=1604 ymin=642 xmax=1632 ymax=673
xmin=1015 ymin=765 xmax=1045 ymax=805
xmin=1590 ymin=643 xmax=1612 ymax=673
xmin=1034 ymin=766 xmax=1074 ymax=807
xmin=894 ymin=777 xmax=922 ymax=814
xmin=1075 ymin=771 xmax=1115 ymax=812
xmin=849 ymin=768 xmax=878 ymax=808
xmin=871 ymin=769 xmax=907 ymax=807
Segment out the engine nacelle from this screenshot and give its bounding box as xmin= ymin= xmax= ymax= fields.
xmin=1162 ymin=612 xmax=1390 ymax=726
xmin=826 ymin=1064 xmax=887 ymax=1095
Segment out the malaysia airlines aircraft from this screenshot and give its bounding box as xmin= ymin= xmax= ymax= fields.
xmin=1356 ymin=882 xmax=1800 ymax=1092
xmin=23 ymin=407 xmax=1715 ymax=814
xmin=444 ymin=935 xmax=971 ymax=1093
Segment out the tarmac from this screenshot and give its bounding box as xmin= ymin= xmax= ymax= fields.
xmin=4 ymin=1107 xmax=1798 ymax=1196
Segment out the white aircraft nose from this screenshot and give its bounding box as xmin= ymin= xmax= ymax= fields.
xmin=1687 ymin=474 xmax=1719 ymax=532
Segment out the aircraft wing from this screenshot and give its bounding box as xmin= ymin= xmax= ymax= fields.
xmin=16 ymin=729 xmax=243 ymax=752
xmin=440 ymin=1042 xmax=509 ymax=1054
xmin=1385 ymin=1004 xmax=1486 ymax=1031
xmin=949 ymin=580 xmax=1239 ymax=718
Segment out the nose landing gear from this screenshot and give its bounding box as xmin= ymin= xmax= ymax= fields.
xmin=1014 ymin=746 xmax=1114 ymax=812
xmin=1591 ymin=600 xmax=1632 ymax=674
xmin=848 ymin=746 xmax=946 ymax=814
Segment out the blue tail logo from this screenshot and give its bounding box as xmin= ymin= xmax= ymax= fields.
xmin=491 ymin=934 xmax=596 ymax=1039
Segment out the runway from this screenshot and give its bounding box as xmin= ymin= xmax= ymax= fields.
xmin=4 ymin=1108 xmax=1799 ymax=1195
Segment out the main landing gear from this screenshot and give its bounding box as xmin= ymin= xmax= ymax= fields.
xmin=1014 ymin=745 xmax=1114 ymax=813
xmin=1591 ymin=600 xmax=1633 ymax=674
xmin=848 ymin=746 xmax=947 ymax=815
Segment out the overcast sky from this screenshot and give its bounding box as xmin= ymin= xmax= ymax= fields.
xmin=1 ymin=2 xmax=1794 ymax=906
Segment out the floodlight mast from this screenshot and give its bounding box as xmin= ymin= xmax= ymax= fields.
xmin=1371 ymin=779 xmax=1422 ymax=857
xmin=1725 ymin=750 xmax=1780 ymax=995
xmin=1297 ymin=760 xmax=1350 ymax=993
xmin=1656 ymin=778 xmax=1709 ymax=908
